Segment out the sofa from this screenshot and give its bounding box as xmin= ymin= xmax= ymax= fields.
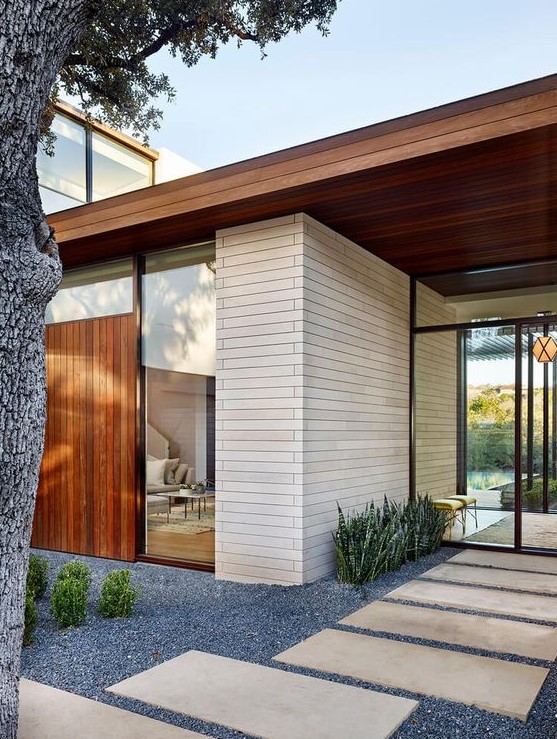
xmin=146 ymin=457 xmax=195 ymax=516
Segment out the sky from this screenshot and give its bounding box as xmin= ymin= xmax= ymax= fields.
xmin=146 ymin=0 xmax=557 ymax=170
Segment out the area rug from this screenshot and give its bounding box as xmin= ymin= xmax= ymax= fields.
xmin=147 ymin=503 xmax=214 ymax=536
xmin=466 ymin=513 xmax=557 ymax=548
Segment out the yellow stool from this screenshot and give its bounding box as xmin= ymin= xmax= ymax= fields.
xmin=448 ymin=495 xmax=478 ymax=527
xmin=432 ymin=498 xmax=465 ymax=539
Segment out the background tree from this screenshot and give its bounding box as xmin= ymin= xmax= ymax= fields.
xmin=0 ymin=1 xmax=338 ymax=735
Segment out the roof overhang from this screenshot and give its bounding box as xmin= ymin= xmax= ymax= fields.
xmin=49 ymin=75 xmax=557 ymax=296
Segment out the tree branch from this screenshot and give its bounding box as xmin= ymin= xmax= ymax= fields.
xmin=65 ymin=15 xmax=259 ymax=72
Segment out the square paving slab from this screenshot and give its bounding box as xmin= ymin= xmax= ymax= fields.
xmin=107 ymin=650 xmax=417 ymax=739
xmin=421 ymin=562 xmax=557 ymax=595
xmin=388 ymin=579 xmax=557 ymax=622
xmin=18 ymin=679 xmax=201 ymax=739
xmin=449 ymin=550 xmax=557 ymax=575
xmin=274 ymin=629 xmax=548 ymax=721
xmin=339 ymin=600 xmax=557 ymax=660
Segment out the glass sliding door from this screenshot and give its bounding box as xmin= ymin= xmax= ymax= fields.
xmin=462 ymin=326 xmax=516 ymax=546
xmin=520 ymin=323 xmax=557 ymax=550
xmin=141 ymin=244 xmax=216 ymax=564
xmin=414 ymin=271 xmax=557 ymax=553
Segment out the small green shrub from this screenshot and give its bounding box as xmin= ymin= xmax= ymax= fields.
xmin=56 ymin=560 xmax=92 ymax=586
xmin=334 ymin=495 xmax=447 ymax=586
xmin=50 ymin=578 xmax=89 ymax=628
xmin=27 ymin=554 xmax=48 ymax=599
xmin=23 ymin=586 xmax=38 ymax=646
xmin=50 ymin=560 xmax=92 ymax=628
xmin=98 ymin=569 xmax=141 ymax=618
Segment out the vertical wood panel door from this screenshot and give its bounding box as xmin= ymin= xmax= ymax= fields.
xmin=32 ymin=314 xmax=137 ymax=561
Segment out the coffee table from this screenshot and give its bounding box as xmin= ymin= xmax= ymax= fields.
xmin=158 ymin=490 xmax=215 ymax=519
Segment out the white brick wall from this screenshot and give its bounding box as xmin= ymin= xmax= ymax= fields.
xmin=299 ymin=217 xmax=410 ymax=580
xmin=215 ymin=214 xmax=410 ymax=584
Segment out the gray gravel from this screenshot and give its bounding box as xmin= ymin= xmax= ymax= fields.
xmin=21 ymin=547 xmax=557 ymax=738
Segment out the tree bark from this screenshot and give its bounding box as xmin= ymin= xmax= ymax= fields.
xmin=0 ymin=2 xmax=91 ymax=735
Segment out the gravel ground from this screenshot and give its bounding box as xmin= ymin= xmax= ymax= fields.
xmin=21 ymin=546 xmax=557 ymax=738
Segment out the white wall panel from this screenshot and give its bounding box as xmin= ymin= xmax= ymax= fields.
xmin=216 ymin=214 xmax=409 ymax=584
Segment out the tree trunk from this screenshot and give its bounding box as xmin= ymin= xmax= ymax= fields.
xmin=0 ymin=2 xmax=91 ymax=735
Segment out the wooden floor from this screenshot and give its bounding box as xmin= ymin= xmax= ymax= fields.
xmin=146 ymin=529 xmax=215 ymax=565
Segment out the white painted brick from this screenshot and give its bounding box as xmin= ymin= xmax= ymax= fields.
xmin=222 ymin=288 xmax=303 ymax=307
xmin=220 ymin=502 xmax=300 ymax=516
xmin=217 ymin=491 xmax=296 ymax=505
xmin=215 ymin=214 xmax=410 ymax=585
xmin=219 ymin=301 xmax=297 ymax=319
xmin=219 ymin=482 xmax=299 ymax=496
xmin=222 ymin=542 xmax=304 ymax=560
xmin=219 ymin=255 xmax=296 ymax=279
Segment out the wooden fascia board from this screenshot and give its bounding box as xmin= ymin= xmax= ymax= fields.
xmin=51 ymin=87 xmax=557 ymax=245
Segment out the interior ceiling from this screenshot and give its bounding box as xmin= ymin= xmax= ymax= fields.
xmin=52 ymin=79 xmax=557 ymax=297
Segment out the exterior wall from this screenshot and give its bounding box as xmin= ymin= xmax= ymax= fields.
xmin=300 ymin=218 xmax=410 ymax=581
xmin=215 ymin=214 xmax=410 ymax=585
xmin=33 ymin=314 xmax=137 ymax=560
xmin=415 ymin=282 xmax=457 ymax=327
xmin=154 ymin=147 xmax=203 ymax=182
xmin=415 ymin=283 xmax=458 ymax=499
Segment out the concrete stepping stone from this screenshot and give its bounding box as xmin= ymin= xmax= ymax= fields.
xmin=421 ymin=562 xmax=557 ymax=595
xmin=449 ymin=550 xmax=557 ymax=575
xmin=107 ymin=650 xmax=418 ymax=739
xmin=340 ymin=600 xmax=557 ymax=660
xmin=388 ymin=579 xmax=557 ymax=622
xmin=273 ymin=628 xmax=549 ymax=721
xmin=18 ymin=679 xmax=201 ymax=739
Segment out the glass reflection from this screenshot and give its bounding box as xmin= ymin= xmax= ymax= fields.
xmin=92 ymin=133 xmax=152 ymax=200
xmin=45 ymin=261 xmax=133 ymax=324
xmin=143 ymin=245 xmax=216 ymax=565
xmin=37 ymin=115 xmax=86 ymax=204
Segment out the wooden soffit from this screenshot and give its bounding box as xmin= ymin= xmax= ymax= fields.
xmin=50 ymin=75 xmax=557 ymax=294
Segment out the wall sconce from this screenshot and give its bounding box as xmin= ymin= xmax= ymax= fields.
xmin=532 ymin=336 xmax=557 ymax=362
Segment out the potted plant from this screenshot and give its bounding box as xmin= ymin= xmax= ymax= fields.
xmin=193 ymin=480 xmax=205 ymax=493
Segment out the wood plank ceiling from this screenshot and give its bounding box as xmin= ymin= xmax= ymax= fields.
xmin=49 ymin=75 xmax=557 ymax=296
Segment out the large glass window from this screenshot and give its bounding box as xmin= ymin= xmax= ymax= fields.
xmin=463 ymin=325 xmax=516 ymax=547
xmin=415 ymin=324 xmax=516 ymax=546
xmin=92 ymin=132 xmax=152 ymax=200
xmin=520 ymin=324 xmax=557 ymax=549
xmin=414 ymin=272 xmax=557 ymax=551
xmin=45 ymin=260 xmax=133 ymax=324
xmin=39 ymin=186 xmax=85 ymax=214
xmin=142 ymin=244 xmax=216 ymax=565
xmin=37 ymin=115 xmax=87 ymax=207
xmin=38 ymin=111 xmax=154 ymax=214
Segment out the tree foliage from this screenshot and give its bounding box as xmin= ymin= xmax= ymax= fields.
xmin=55 ymin=0 xmax=339 ymax=139
xmin=468 ymin=385 xmax=549 ymax=473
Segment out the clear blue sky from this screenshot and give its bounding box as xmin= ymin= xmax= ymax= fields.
xmin=148 ymin=0 xmax=557 ymax=170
